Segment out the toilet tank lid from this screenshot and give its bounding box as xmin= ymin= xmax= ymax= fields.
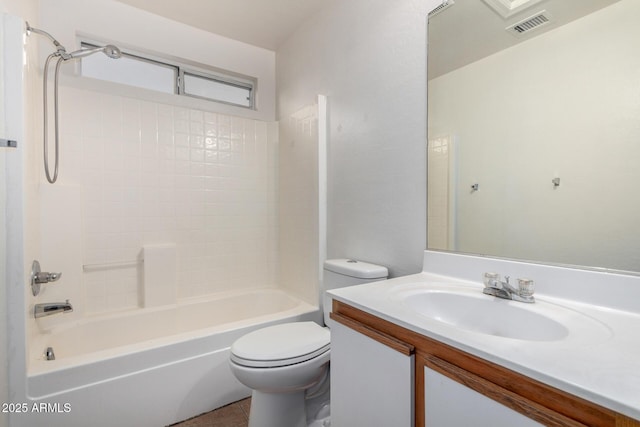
xmin=323 ymin=259 xmax=388 ymax=279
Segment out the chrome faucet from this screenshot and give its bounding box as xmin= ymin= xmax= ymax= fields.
xmin=483 ymin=273 xmax=535 ymax=303
xmin=34 ymin=300 xmax=73 ymax=318
xmin=30 ymin=260 xmax=62 ymax=296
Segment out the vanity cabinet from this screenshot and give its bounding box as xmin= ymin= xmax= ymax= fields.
xmin=331 ymin=300 xmax=640 ymax=427
xmin=422 ymin=355 xmax=580 ymax=426
xmin=330 ymin=312 xmax=414 ymax=427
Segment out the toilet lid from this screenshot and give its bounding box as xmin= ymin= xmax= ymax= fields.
xmin=230 ymin=322 xmax=330 ymax=368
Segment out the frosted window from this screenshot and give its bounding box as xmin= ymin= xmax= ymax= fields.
xmin=79 ymin=42 xmax=255 ymax=109
xmin=183 ymin=73 xmax=252 ymax=107
xmin=81 ymin=51 xmax=177 ymax=94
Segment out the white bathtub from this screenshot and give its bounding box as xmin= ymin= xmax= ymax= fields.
xmin=18 ymin=289 xmax=319 ymax=427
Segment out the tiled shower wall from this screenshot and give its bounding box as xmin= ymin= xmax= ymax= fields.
xmin=56 ymin=86 xmax=278 ymax=313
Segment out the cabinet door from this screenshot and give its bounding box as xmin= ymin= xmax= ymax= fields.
xmin=330 ymin=319 xmax=414 ymax=427
xmin=425 ymin=366 xmax=543 ymax=427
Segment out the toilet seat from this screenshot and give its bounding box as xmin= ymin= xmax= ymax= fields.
xmin=230 ymin=322 xmax=330 ymax=368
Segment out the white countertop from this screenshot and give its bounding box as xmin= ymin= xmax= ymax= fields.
xmin=328 ymin=270 xmax=640 ymax=421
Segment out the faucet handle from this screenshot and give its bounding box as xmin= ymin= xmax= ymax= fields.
xmin=35 ymin=271 xmax=62 ymax=284
xmin=483 ymin=272 xmax=500 ymax=287
xmin=517 ymin=278 xmax=535 ymax=297
xmin=30 ymin=260 xmax=63 ymax=297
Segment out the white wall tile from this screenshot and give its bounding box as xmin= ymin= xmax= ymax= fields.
xmin=51 ymin=89 xmax=279 ymax=313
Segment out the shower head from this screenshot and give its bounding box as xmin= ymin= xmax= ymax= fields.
xmin=103 ymin=45 xmax=122 ymax=59
xmin=68 ymin=44 xmax=122 ymax=60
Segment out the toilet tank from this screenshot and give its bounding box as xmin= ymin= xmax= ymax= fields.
xmin=322 ymin=259 xmax=388 ymax=326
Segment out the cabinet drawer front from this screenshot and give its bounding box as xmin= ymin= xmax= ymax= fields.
xmin=423 ymin=355 xmax=587 ymax=427
xmin=330 ymin=311 xmax=414 ymax=356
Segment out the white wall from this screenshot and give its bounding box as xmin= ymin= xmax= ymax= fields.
xmin=277 ymin=0 xmax=439 ymax=277
xmin=0 ymin=132 xmax=5 ymax=427
xmin=428 ymin=0 xmax=640 ymax=272
xmin=0 ymin=48 xmax=7 ymax=427
xmin=38 ymin=0 xmax=276 ymax=121
xmin=0 ymin=22 xmax=7 ymax=420
xmin=0 ymin=2 xmax=39 ymax=426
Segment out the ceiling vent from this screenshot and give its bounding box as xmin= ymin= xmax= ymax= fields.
xmin=507 ymin=11 xmax=552 ymax=37
xmin=428 ymin=0 xmax=455 ymax=18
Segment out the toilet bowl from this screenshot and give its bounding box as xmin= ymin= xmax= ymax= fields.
xmin=228 ymin=259 xmax=388 ymax=427
xmin=229 ymin=322 xmax=330 ymax=427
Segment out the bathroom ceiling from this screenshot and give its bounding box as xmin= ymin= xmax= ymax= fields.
xmin=115 ymin=0 xmax=620 ymax=68
xmin=115 ymin=0 xmax=327 ymax=51
xmin=428 ymin=0 xmax=621 ymax=79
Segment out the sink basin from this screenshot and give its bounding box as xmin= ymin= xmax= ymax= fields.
xmin=403 ymin=290 xmax=567 ymax=341
xmin=390 ymin=284 xmax=612 ymax=342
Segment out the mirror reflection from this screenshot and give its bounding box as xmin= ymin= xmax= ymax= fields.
xmin=427 ymin=0 xmax=640 ymax=272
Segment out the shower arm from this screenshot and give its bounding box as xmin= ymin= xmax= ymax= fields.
xmin=25 ymin=22 xmax=70 ymax=59
xmin=25 ymin=22 xmax=121 ymax=60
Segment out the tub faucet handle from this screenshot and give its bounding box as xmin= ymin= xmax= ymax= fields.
xmin=35 ymin=271 xmax=62 ymax=284
xmin=31 ymin=260 xmax=62 ymax=296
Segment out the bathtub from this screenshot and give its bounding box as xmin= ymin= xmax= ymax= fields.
xmin=17 ymin=288 xmax=319 ymax=427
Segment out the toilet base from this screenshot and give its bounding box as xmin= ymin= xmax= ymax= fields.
xmin=249 ymin=390 xmax=307 ymax=427
xmin=247 ymin=372 xmax=331 ymax=427
xmin=305 ymin=367 xmax=331 ymax=426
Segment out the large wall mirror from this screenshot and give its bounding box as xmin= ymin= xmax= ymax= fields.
xmin=427 ymin=0 xmax=640 ymax=273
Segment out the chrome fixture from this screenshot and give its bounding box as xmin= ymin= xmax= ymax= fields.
xmin=0 ymin=139 xmax=17 ymax=148
xmin=44 ymin=347 xmax=56 ymax=361
xmin=25 ymin=22 xmax=121 ymax=184
xmin=82 ymin=258 xmax=143 ymax=272
xmin=30 ymin=260 xmax=62 ymax=296
xmin=34 ymin=300 xmax=73 ymax=318
xmin=552 ymin=177 xmax=561 ymax=188
xmin=483 ymin=272 xmax=535 ymax=303
xmin=67 ymin=44 xmax=121 ymax=59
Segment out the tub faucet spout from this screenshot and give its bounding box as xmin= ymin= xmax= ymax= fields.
xmin=35 ymin=300 xmax=73 ymax=318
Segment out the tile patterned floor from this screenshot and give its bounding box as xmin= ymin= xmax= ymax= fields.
xmin=169 ymin=398 xmax=251 ymax=427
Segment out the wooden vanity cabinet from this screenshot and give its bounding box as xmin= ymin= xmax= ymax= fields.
xmin=331 ymin=300 xmax=640 ymax=427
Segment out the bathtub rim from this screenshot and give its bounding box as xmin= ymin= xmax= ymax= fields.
xmin=28 ymin=288 xmax=319 ymax=397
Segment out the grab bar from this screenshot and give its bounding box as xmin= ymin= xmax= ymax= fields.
xmin=82 ymin=259 xmax=143 ymax=272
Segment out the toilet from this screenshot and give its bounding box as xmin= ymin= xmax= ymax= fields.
xmin=228 ymin=259 xmax=388 ymax=427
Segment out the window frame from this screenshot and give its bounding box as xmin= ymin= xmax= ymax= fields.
xmin=80 ymin=41 xmax=257 ymax=110
xmin=179 ymin=69 xmax=254 ymax=108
